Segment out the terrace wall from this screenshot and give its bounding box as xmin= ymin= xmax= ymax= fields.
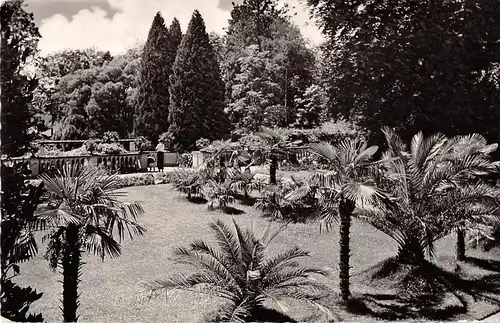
xmin=2 ymin=151 xmax=179 ymax=176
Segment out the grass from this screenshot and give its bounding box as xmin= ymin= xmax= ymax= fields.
xmin=13 ymin=184 xmax=500 ymax=322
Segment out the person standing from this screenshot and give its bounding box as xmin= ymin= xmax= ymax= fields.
xmin=155 ymin=141 xmax=165 ymax=172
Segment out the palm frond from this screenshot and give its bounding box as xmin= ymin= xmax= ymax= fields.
xmin=310 ymin=142 xmax=338 ymax=163
xmin=261 ymin=246 xmax=310 ymax=274
xmin=83 ymin=225 xmax=121 ymax=259
xmin=353 ymin=145 xmax=378 ymax=166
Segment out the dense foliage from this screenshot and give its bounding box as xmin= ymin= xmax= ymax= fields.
xmin=44 ymin=47 xmax=138 ymax=140
xmin=135 ymin=13 xmax=181 ymax=141
xmin=1 ymin=0 xmax=42 ymax=157
xmin=224 ymin=0 xmax=316 ymax=132
xmin=1 ymin=164 xmax=45 ymax=321
xmin=308 ymin=0 xmax=500 ymax=144
xmin=167 ymin=10 xmax=229 ymax=152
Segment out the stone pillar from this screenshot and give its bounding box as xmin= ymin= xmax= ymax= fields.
xmin=139 ymin=153 xmax=148 ymax=171
xmin=30 ymin=158 xmax=40 ymax=176
xmin=192 ymin=151 xmax=204 ymax=168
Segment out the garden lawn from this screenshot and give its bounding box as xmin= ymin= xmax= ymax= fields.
xmin=13 ymin=184 xmax=500 ymax=322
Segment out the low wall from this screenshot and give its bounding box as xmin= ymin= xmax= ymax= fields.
xmin=1 ymin=151 xmax=181 ymax=176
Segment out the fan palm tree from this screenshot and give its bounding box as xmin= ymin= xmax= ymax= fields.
xmin=202 ymin=179 xmax=236 ymax=211
xmin=255 ymin=175 xmax=317 ymax=222
xmin=359 ymin=128 xmax=500 ymax=265
xmin=439 ymin=132 xmax=500 ymax=260
xmin=35 ymin=165 xmax=146 ymax=322
xmin=227 ymin=167 xmax=264 ymax=200
xmin=254 ymin=127 xmax=301 ymax=184
xmin=299 ymin=139 xmax=386 ymax=303
xmin=171 ymin=169 xmax=203 ymax=200
xmin=145 ymin=219 xmax=333 ymax=322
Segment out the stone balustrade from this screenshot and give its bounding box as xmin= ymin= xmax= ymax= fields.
xmin=1 ymin=147 xmax=311 ymax=177
xmin=1 ymin=151 xmax=180 ymax=176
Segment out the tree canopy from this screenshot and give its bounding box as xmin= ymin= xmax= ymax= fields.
xmin=167 ymin=10 xmax=229 ymax=152
xmin=308 ymin=0 xmax=500 ymax=144
xmin=135 ymin=13 xmax=181 ymax=142
xmin=1 ymin=0 xmax=41 ymax=157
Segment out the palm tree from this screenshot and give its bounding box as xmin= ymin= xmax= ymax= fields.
xmin=359 ymin=128 xmax=500 ymax=265
xmin=227 ymin=167 xmax=264 ymax=201
xmin=303 ymin=139 xmax=386 ymax=303
xmin=35 ymin=165 xmax=146 ymax=322
xmin=201 ymin=179 xmax=236 ymax=211
xmin=256 ymin=175 xmax=317 ymax=222
xmin=145 ymin=219 xmax=333 ymax=322
xmin=171 ymin=169 xmax=203 ymax=200
xmin=439 ymin=132 xmax=500 ymax=260
xmin=254 ymin=127 xmax=300 ymax=185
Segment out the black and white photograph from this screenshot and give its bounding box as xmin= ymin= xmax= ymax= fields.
xmin=1 ymin=0 xmax=500 ymax=322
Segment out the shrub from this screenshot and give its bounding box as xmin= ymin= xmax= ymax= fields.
xmin=159 ymin=132 xmax=174 ymax=150
xmin=201 ymin=179 xmax=235 ymax=211
xmin=171 ymin=169 xmax=203 ymax=200
xmin=134 ymin=136 xmax=152 ymax=152
xmin=178 ymin=153 xmax=193 ymax=168
xmin=84 ymin=139 xmax=99 ymax=154
xmin=102 ymin=131 xmax=120 ymax=143
xmin=115 ymin=173 xmax=155 ymax=188
xmin=287 ymin=119 xmax=365 ymax=146
xmin=154 ymin=172 xmax=174 ymax=185
xmin=195 ymin=137 xmax=210 ymax=150
xmin=255 ymin=177 xmax=318 ymax=223
xmin=96 ymin=143 xmax=127 ymax=155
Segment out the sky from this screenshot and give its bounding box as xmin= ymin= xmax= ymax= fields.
xmin=23 ymin=0 xmax=324 ymax=55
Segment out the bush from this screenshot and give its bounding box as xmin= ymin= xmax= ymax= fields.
xmin=134 ymin=136 xmax=152 ymax=152
xmin=178 ymin=153 xmax=193 ymax=168
xmin=102 ymin=131 xmax=120 ymax=143
xmin=287 ymin=119 xmax=365 ymax=145
xmin=84 ymin=139 xmax=99 ymax=154
xmin=115 ymin=173 xmax=155 ymax=188
xmin=154 ymin=172 xmax=174 ymax=185
xmin=195 ymin=137 xmax=210 ymax=150
xmin=159 ymin=132 xmax=174 ymax=150
xmin=255 ymin=178 xmax=318 ymax=223
xmin=96 ymin=143 xmax=127 ymax=155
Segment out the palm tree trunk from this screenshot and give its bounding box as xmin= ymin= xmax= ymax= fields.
xmin=339 ymin=197 xmax=355 ymax=303
xmin=270 ymin=155 xmax=277 ymax=185
xmin=456 ymin=228 xmax=466 ymax=261
xmin=62 ymin=224 xmax=81 ymax=322
xmin=397 ymin=232 xmax=425 ymax=265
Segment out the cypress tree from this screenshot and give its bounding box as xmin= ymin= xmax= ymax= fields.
xmin=168 ymin=18 xmax=182 ymax=67
xmin=168 ymin=10 xmax=228 ymax=152
xmin=135 ymin=12 xmax=171 ymax=141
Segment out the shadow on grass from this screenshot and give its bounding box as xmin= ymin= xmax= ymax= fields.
xmin=186 ymin=196 xmax=207 ymax=204
xmin=350 ymin=257 xmax=500 ymax=321
xmin=209 ymin=306 xmax=297 ymax=323
xmin=222 ymin=206 xmax=246 ymax=215
xmin=233 ymin=193 xmax=257 ymax=206
xmin=249 ymin=307 xmax=297 ymax=323
xmin=465 ymin=257 xmax=500 ymax=273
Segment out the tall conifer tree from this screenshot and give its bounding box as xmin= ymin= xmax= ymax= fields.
xmin=168 ymin=18 xmax=182 ymax=68
xmin=168 ymin=10 xmax=228 ymax=152
xmin=135 ymin=13 xmax=171 ymax=141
